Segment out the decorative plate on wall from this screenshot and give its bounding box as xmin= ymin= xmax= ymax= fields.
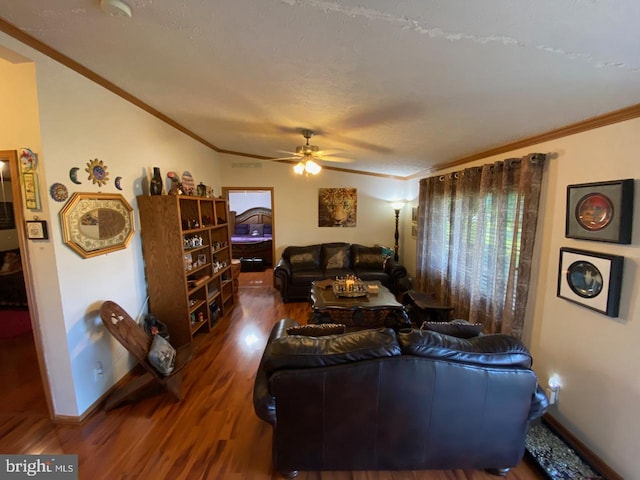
xmin=50 ymin=182 xmax=69 ymax=202
xmin=181 ymin=171 xmax=195 ymax=195
xmin=565 ymin=179 xmax=634 ymax=244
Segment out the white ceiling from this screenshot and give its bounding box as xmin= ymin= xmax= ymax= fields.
xmin=1 ymin=0 xmax=639 ymax=178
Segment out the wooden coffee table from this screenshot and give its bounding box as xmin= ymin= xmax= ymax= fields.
xmin=309 ymin=280 xmax=410 ymax=331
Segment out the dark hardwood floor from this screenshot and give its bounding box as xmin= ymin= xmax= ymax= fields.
xmin=0 ymin=269 xmax=545 ymax=479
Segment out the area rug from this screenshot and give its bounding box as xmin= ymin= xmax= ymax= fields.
xmin=525 ymin=421 xmax=604 ymax=480
xmin=0 ymin=309 xmax=32 ymax=339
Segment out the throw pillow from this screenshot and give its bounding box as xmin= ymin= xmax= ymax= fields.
xmin=235 ymin=224 xmax=249 ymax=235
xmin=323 ymin=244 xmax=350 ymax=269
xmin=286 ymin=323 xmax=346 ymax=337
xmin=421 ymin=319 xmax=483 ymax=339
xmin=250 ymin=224 xmax=264 ymax=236
xmin=263 ymin=224 xmax=272 ymax=235
xmin=352 ymin=245 xmax=384 ymax=269
xmin=147 ymin=334 xmax=176 ymax=376
xmin=287 ymin=245 xmax=321 ymax=269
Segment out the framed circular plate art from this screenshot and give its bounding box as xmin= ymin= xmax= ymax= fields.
xmin=565 ymin=179 xmax=634 ymax=244
xmin=557 ymin=247 xmax=624 ymax=317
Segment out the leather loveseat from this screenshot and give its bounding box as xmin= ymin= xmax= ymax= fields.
xmin=254 ymin=319 xmax=548 ymax=478
xmin=273 ymin=243 xmax=408 ymax=302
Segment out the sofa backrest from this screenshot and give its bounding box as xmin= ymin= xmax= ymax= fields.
xmin=263 ymin=327 xmax=401 ymax=374
xmin=398 ymin=329 xmax=533 ymax=368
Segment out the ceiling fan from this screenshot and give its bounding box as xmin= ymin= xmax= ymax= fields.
xmin=273 ymin=129 xmax=351 ymax=175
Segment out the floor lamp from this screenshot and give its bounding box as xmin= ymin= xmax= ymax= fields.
xmin=390 ymin=201 xmax=406 ymax=261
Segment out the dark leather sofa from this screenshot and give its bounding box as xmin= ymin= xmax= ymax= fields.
xmin=273 ymin=243 xmax=408 ymax=302
xmin=254 ymin=319 xmax=548 ymax=477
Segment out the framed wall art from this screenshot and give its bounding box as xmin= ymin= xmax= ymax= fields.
xmin=26 ymin=220 xmax=48 ymax=240
xmin=318 ymin=188 xmax=357 ymax=227
xmin=60 ymin=192 xmax=134 ymax=258
xmin=557 ymin=247 xmax=624 ymax=317
xmin=565 ymin=179 xmax=634 ymax=244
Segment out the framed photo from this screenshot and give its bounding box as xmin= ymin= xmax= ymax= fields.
xmin=557 ymin=247 xmax=624 ymax=317
xmin=565 ymin=179 xmax=634 ymax=244
xmin=26 ymin=220 xmax=48 ymax=240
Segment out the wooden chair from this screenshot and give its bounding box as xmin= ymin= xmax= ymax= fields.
xmin=99 ymin=300 xmax=193 ymax=410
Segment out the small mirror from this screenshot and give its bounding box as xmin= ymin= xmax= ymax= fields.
xmin=60 ymin=192 xmax=134 ymax=258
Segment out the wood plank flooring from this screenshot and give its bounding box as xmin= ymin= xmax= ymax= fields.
xmin=0 ymin=269 xmax=545 ymax=479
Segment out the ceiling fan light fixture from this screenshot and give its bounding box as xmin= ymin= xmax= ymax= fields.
xmin=293 ymin=158 xmax=321 ymax=175
xmin=100 ymin=0 xmax=132 ymax=18
xmin=293 ymin=161 xmax=306 ymax=175
xmin=305 ymin=159 xmax=321 ymax=175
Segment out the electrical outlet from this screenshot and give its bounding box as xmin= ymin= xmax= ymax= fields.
xmin=94 ymin=361 xmax=104 ymax=382
xmin=546 ymin=386 xmax=559 ymax=405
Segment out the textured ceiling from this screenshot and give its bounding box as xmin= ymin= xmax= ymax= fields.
xmin=1 ymin=0 xmax=639 ymax=177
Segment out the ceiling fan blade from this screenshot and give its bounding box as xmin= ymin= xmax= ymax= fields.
xmin=269 ymin=156 xmax=301 ymax=161
xmin=276 ymin=150 xmax=300 ymax=156
xmin=327 ymin=133 xmax=393 ymax=154
xmin=318 ymin=156 xmax=354 ymax=164
xmin=333 ymin=100 xmax=425 ymax=131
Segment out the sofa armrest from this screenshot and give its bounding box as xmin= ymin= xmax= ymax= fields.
xmin=273 ymin=258 xmax=292 ymax=295
xmin=528 ymin=384 xmax=549 ymax=420
xmin=253 ymin=318 xmax=300 ymax=425
xmin=274 ymin=257 xmax=292 ymax=277
xmin=384 ymin=258 xmax=407 ymax=291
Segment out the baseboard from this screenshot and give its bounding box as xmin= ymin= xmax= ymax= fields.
xmin=541 ymin=414 xmax=623 ymax=480
xmin=52 ymin=369 xmax=138 ymax=424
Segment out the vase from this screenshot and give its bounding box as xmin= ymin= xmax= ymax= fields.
xmin=150 ymin=167 xmax=163 ymax=195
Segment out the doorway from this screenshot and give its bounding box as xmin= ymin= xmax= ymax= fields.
xmin=222 ymin=187 xmax=275 ymax=284
xmin=0 ymin=150 xmax=50 ymax=417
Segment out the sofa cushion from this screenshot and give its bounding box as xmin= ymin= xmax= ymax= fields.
xmin=322 ymin=243 xmax=351 ymax=269
xmin=421 ymin=319 xmax=483 ymax=339
xmin=397 ymin=329 xmax=532 ymax=368
xmin=287 ymin=245 xmax=321 ymax=270
xmin=286 ymin=323 xmax=346 ymax=336
xmin=264 ymin=328 xmax=401 ymax=373
xmin=290 ymin=269 xmax=322 ymax=285
xmin=351 ymin=244 xmax=384 ymax=269
xmin=355 ymin=270 xmax=389 ymax=286
xmin=323 ymin=268 xmax=356 ymax=280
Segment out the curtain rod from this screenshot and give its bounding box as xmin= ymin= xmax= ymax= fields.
xmin=436 ymin=152 xmax=546 ymax=181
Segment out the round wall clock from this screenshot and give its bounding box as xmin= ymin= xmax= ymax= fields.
xmin=566 ymin=260 xmax=603 ymax=298
xmin=575 ymin=193 xmax=613 ymax=231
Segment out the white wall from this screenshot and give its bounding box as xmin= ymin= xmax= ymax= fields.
xmin=229 ymin=190 xmax=271 ymax=214
xmin=0 ymin=33 xmax=222 ymax=417
xmin=406 ymin=119 xmax=640 ymax=479
xmin=220 ymin=158 xmax=409 ymax=259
